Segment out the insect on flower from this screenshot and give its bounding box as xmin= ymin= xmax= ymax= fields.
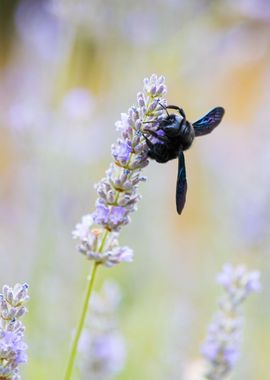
xmin=143 ymin=104 xmax=225 ymax=214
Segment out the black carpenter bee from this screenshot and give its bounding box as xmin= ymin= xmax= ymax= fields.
xmin=143 ymin=104 xmax=225 ymax=214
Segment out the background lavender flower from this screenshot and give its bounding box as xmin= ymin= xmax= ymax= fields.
xmin=73 ymin=74 xmax=167 ymax=267
xmin=79 ymin=282 xmax=125 ymax=380
xmin=0 ymin=283 xmax=29 ymax=380
xmin=201 ymin=264 xmax=261 ymax=380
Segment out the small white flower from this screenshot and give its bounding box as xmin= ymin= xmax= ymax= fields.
xmin=72 ymin=214 xmax=93 ymax=240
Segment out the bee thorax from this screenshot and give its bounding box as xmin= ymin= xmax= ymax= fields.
xmin=180 ymin=122 xmax=195 ymax=150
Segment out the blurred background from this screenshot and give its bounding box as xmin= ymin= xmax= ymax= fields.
xmin=0 ymin=0 xmax=270 ymax=379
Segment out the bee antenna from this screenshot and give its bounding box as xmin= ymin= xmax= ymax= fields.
xmin=166 ymin=105 xmax=186 ymax=121
xmin=158 ymin=102 xmax=170 ymax=117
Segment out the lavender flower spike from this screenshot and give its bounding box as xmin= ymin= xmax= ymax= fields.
xmin=0 ymin=283 xmax=29 ymax=380
xmin=201 ymin=264 xmax=261 ymax=380
xmin=73 ymin=74 xmax=167 ymax=267
xmin=65 ymin=75 xmax=167 ymax=380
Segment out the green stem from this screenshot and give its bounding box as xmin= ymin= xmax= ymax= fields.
xmin=64 ymin=262 xmax=99 ymax=380
xmin=98 ymin=230 xmax=109 ymax=253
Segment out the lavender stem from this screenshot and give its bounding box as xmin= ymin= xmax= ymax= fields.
xmin=64 ymin=262 xmax=99 ymax=380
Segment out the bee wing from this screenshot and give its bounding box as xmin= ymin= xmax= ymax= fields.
xmin=193 ymin=107 xmax=225 ymax=137
xmin=176 ymin=151 xmax=187 ymax=215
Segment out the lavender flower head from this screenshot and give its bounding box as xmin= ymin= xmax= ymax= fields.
xmin=73 ymin=74 xmax=167 ymax=267
xmin=0 ymin=283 xmax=29 ymax=380
xmin=79 ymin=281 xmax=125 ymax=379
xmin=201 ymin=264 xmax=261 ymax=380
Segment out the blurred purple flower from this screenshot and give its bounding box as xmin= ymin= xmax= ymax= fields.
xmin=227 ymin=0 xmax=270 ymax=21
xmin=217 ymin=264 xmax=261 ymax=299
xmin=216 ymin=264 xmax=235 ymax=287
xmin=72 ymin=214 xmax=93 ymax=240
xmin=201 ymin=341 xmax=218 ymax=361
xmin=245 ymin=271 xmax=261 ymax=293
xmin=91 ymin=333 xmax=126 ymax=374
xmin=0 ymin=283 xmax=29 ymax=380
xmin=61 ymin=88 xmax=94 ymax=122
xmin=15 ymin=0 xmax=65 ymax=62
xmin=79 ymin=282 xmax=126 ymax=379
xmin=202 ymin=264 xmax=261 ymax=380
xmin=223 ymin=346 xmax=240 ymax=367
xmin=202 ymin=340 xmax=240 ymax=370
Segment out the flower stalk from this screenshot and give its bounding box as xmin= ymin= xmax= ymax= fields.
xmin=64 ymin=262 xmax=98 ymax=380
xmin=64 ymin=74 xmax=167 ymax=379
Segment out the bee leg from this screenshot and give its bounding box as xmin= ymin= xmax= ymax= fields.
xmin=142 ymin=133 xmax=160 ymax=160
xmin=144 ymin=129 xmax=170 ymax=143
xmin=142 ymin=121 xmax=158 ymax=126
xmin=141 ymin=133 xmax=155 ymax=149
xmin=142 ymin=133 xmax=170 ymax=163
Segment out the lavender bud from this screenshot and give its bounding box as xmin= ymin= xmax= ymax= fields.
xmin=157 ymin=84 xmax=165 ymax=94
xmin=134 ymin=142 xmax=147 ymax=154
xmin=137 ymin=93 xmax=145 ymax=107
xmin=135 ymin=119 xmax=142 ymax=130
xmin=4 ymin=288 xmax=14 ymax=305
xmin=158 ymin=75 xmax=165 ymax=84
xmin=2 ymin=286 xmax=9 ymax=301
xmin=143 ymin=77 xmax=149 ymax=86
xmin=129 ymin=157 xmax=148 ymax=170
xmin=127 ymin=116 xmax=134 ymax=127
xmin=148 ymin=99 xmax=158 ymax=112
xmin=150 ymin=85 xmax=157 ymax=96
xmin=132 ymin=135 xmax=141 ymax=147
xmin=119 ymin=171 xmax=128 ymax=184
xmin=141 ymin=106 xmax=147 ymax=115
xmin=107 ymin=190 xmax=115 ymax=204
xmin=15 ymin=307 xmax=27 ymax=319
xmin=150 ymin=73 xmax=158 ymax=83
